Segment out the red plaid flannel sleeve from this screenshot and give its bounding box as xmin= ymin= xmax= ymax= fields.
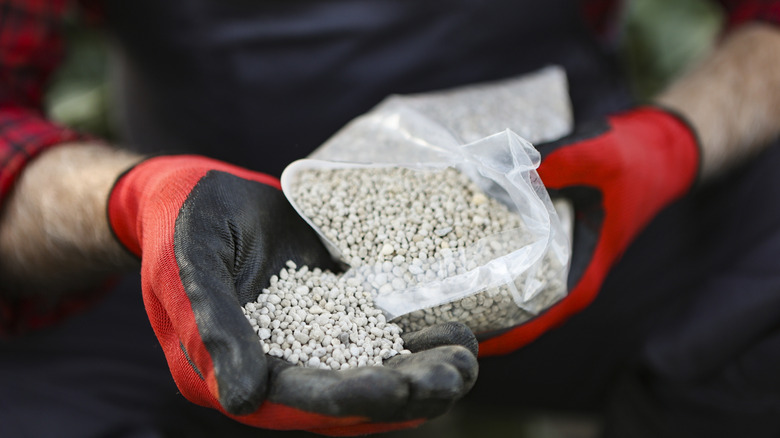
xmin=0 ymin=0 xmax=94 ymax=334
xmin=716 ymin=0 xmax=780 ymax=27
xmin=0 ymin=0 xmax=86 ymax=205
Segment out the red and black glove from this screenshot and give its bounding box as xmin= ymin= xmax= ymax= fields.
xmin=108 ymin=155 xmax=478 ymax=435
xmin=479 ymin=106 xmax=700 ymax=356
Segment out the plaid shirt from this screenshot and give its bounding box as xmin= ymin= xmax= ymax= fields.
xmin=0 ymin=0 xmax=777 ymax=333
xmin=0 ymin=1 xmax=85 ymax=203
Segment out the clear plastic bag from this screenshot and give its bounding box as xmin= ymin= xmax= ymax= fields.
xmin=280 ymin=67 xmax=573 ymax=333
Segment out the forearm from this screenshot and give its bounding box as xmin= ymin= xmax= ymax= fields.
xmin=0 ymin=143 xmax=142 ymax=296
xmin=656 ymin=22 xmax=780 ymax=181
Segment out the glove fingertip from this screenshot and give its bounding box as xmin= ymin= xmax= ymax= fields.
xmin=447 ymin=346 xmax=479 ymax=391
xmin=402 ymin=321 xmax=478 ymax=357
xmin=217 ymin=370 xmax=269 ymax=416
xmin=212 ymin=341 xmax=271 ymax=416
xmin=384 ymin=345 xmax=479 ymax=396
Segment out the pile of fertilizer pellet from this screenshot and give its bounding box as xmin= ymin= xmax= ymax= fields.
xmin=242 ymin=261 xmax=409 ymax=370
xmin=291 ymin=166 xmax=565 ymax=334
xmin=243 ymin=165 xmax=565 ymax=369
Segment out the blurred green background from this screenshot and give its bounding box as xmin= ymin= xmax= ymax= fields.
xmin=42 ymin=1 xmax=723 ymax=436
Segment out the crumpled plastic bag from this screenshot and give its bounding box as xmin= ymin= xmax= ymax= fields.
xmin=281 ymin=66 xmax=573 ymax=333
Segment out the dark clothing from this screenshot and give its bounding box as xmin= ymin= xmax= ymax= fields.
xmin=2 ymin=0 xmax=780 ymax=437
xmin=105 ymin=0 xmax=630 ymax=176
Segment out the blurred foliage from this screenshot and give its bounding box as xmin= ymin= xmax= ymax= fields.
xmin=43 ymin=9 xmax=114 ymax=139
xmin=620 ymin=0 xmax=724 ymax=99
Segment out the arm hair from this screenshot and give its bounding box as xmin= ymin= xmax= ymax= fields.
xmin=656 ymin=22 xmax=780 ymax=181
xmin=0 ymin=143 xmax=141 ymax=296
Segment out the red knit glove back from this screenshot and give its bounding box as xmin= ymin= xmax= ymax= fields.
xmin=479 ymin=107 xmax=700 ymax=356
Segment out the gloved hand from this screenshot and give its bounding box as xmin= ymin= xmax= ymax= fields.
xmin=108 ymin=155 xmax=478 ymax=435
xmin=479 ymin=106 xmax=700 ymax=356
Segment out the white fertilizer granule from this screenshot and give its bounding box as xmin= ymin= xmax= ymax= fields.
xmin=242 ymin=261 xmax=410 ymax=370
xmin=244 ymin=165 xmax=566 ymax=369
xmin=291 ymin=166 xmax=565 ymax=334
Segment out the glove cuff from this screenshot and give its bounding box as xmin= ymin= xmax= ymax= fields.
xmin=613 ymin=106 xmax=701 ymax=196
xmin=106 ymin=156 xmax=152 ymax=258
xmin=641 ymin=103 xmax=703 ymax=185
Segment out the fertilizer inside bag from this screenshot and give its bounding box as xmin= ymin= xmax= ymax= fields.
xmin=282 ymin=130 xmax=571 ymax=334
xmin=281 ymin=67 xmax=573 ymax=334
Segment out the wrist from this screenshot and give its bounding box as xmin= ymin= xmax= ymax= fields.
xmin=0 ymin=143 xmax=142 ymax=296
xmin=655 ymin=23 xmax=780 ymax=181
